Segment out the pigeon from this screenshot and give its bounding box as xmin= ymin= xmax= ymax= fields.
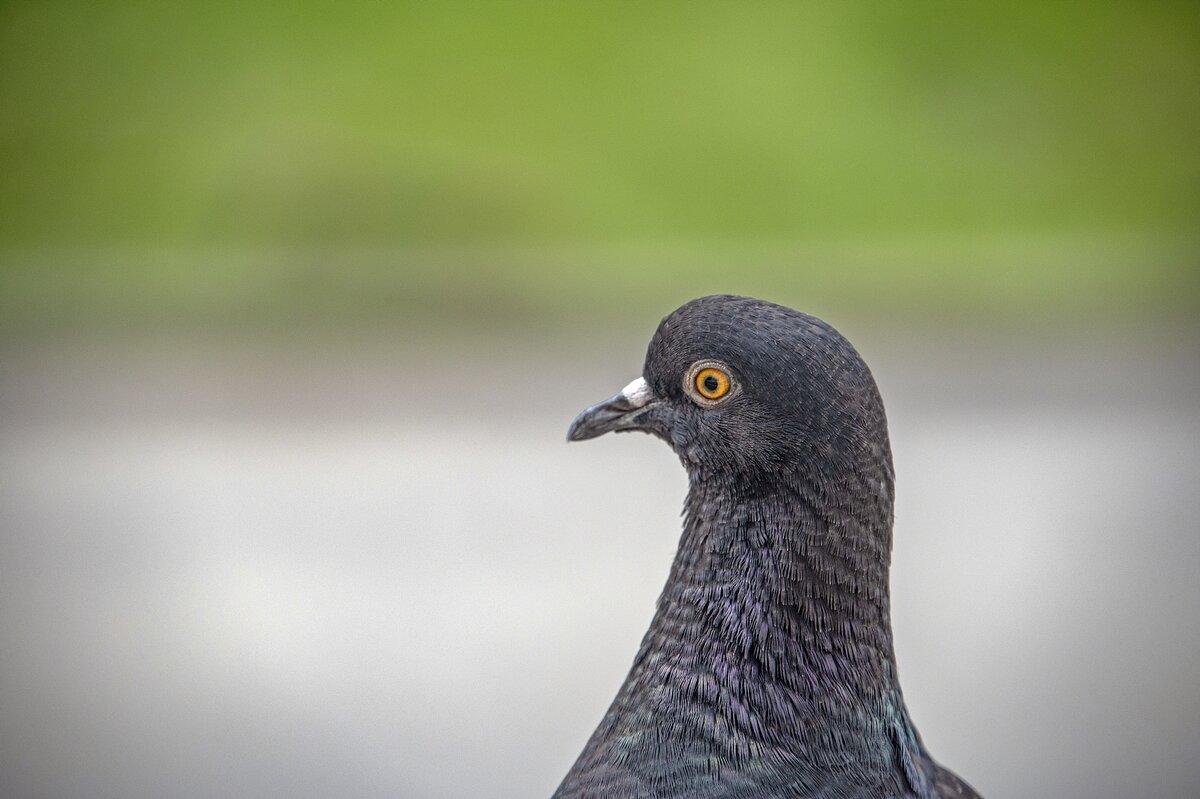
xmin=554 ymin=295 xmax=981 ymax=799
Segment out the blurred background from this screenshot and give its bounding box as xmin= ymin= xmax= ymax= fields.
xmin=1 ymin=3 xmax=1197 ymax=798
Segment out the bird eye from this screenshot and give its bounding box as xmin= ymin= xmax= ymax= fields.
xmin=692 ymin=365 xmax=732 ymax=401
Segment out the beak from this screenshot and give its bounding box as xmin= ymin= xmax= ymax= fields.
xmin=567 ymin=377 xmax=658 ymax=442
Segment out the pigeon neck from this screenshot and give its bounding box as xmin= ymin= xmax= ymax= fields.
xmin=668 ymin=468 xmax=900 ymax=691
xmin=620 ymin=458 xmax=908 ymax=757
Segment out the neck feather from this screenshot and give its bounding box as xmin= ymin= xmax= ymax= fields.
xmin=619 ymin=457 xmax=908 ymax=751
xmin=566 ymin=455 xmax=932 ymax=794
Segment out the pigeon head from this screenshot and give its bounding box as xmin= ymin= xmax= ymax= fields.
xmin=568 ymin=295 xmax=891 ymax=482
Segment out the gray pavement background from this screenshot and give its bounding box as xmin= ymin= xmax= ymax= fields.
xmin=1 ymin=330 xmax=1197 ymax=799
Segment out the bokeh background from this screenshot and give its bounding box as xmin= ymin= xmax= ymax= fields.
xmin=1 ymin=3 xmax=1198 ymax=798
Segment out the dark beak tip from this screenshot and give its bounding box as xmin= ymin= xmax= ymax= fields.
xmin=566 ymin=408 xmax=605 ymax=442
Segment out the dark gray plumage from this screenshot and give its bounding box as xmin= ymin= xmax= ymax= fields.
xmin=554 ymin=296 xmax=981 ymax=799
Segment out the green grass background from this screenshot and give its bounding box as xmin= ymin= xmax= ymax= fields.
xmin=1 ymin=2 xmax=1197 ymax=333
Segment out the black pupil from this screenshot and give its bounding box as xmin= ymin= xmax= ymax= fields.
xmin=702 ymin=374 xmax=721 ymax=394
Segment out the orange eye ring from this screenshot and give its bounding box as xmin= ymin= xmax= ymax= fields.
xmin=694 ymin=367 xmax=731 ymax=400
